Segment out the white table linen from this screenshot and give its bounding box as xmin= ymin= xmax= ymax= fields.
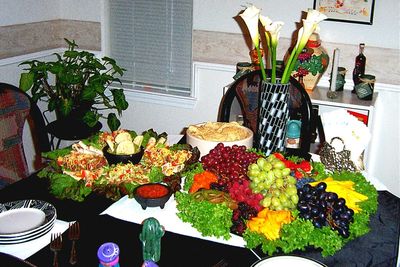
xmin=0 ymin=219 xmax=70 ymax=260
xmin=100 ymin=195 xmax=246 ymax=247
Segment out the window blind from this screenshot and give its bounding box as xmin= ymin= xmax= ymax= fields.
xmin=109 ymin=0 xmax=193 ymax=95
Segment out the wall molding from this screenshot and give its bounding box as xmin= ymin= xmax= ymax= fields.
xmin=194 ymin=60 xmax=400 ymax=94
xmin=0 ymin=49 xmax=63 ymax=66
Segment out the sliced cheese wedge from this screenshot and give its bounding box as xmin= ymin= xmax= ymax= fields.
xmin=115 ymin=140 xmax=136 ymax=155
xmin=114 ymin=131 xmax=132 ymax=144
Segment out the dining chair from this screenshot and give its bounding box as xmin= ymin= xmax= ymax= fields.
xmin=0 ymin=83 xmax=51 ymax=188
xmin=217 ymin=69 xmax=325 ymax=158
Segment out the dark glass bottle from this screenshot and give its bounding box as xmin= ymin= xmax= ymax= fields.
xmin=352 ymin=43 xmax=366 ymax=93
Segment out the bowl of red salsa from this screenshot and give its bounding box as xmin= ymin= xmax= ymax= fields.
xmin=133 ymin=183 xmax=172 ymax=209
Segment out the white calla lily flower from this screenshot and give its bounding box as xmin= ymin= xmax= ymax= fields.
xmin=236 ymin=6 xmax=326 ymax=84
xmin=262 ymin=20 xmax=284 ymax=83
xmin=259 ymin=15 xmax=273 ymax=28
xmin=264 ymin=21 xmax=284 ymax=34
xmin=294 ymin=19 xmax=315 ymax=50
xmin=306 ymin=9 xmax=328 ymax=24
xmin=239 ymin=5 xmax=261 ymax=47
xmin=266 ymin=21 xmax=284 ymax=43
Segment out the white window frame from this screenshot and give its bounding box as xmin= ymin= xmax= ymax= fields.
xmin=100 ymin=0 xmax=197 ymax=109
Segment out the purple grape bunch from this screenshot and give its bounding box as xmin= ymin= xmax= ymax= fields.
xmin=297 ymin=182 xmax=354 ymax=238
xmin=230 ymin=202 xmax=258 ymax=235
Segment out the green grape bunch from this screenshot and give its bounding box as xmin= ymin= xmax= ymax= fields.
xmin=247 ymin=154 xmax=298 ymax=211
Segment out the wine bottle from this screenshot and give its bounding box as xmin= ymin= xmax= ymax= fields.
xmin=352 ymin=43 xmax=366 ymax=93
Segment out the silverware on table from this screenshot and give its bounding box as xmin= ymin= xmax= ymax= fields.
xmin=212 ymin=258 xmax=228 ymax=267
xmin=68 ymin=221 xmax=80 ymax=265
xmin=50 ymin=233 xmax=62 ymax=267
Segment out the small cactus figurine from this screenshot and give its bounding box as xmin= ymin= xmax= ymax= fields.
xmin=139 ymin=217 xmax=165 ymax=262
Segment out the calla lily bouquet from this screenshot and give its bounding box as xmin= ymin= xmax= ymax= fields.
xmin=238 ymin=5 xmax=327 ymax=84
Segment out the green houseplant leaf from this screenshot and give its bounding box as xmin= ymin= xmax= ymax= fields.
xmin=83 ymin=110 xmax=99 ymax=128
xmin=19 ymin=72 xmax=34 ymax=92
xmin=107 ymin=113 xmax=121 ymax=132
xmin=111 ymin=89 xmax=129 ymax=113
xmin=19 ymin=38 xmax=128 ymax=130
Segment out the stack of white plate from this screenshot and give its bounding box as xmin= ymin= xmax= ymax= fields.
xmin=0 ymin=200 xmax=56 ymax=245
xmin=251 ymin=255 xmax=327 ymax=267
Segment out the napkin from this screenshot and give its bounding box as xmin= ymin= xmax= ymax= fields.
xmin=101 ymin=196 xmax=246 ymax=247
xmin=0 ymin=219 xmax=70 ymax=260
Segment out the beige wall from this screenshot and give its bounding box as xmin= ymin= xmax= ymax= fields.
xmin=0 ymin=20 xmax=100 ymax=59
xmin=1 ymin=21 xmax=399 ymax=86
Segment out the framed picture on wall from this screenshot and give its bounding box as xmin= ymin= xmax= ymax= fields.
xmin=313 ymin=0 xmax=375 ymax=25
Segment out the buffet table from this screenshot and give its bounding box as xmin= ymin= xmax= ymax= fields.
xmin=0 ymin=171 xmax=399 ymax=266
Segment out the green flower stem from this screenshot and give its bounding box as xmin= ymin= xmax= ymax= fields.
xmin=256 ymin=45 xmax=267 ymax=81
xmin=282 ymin=38 xmax=309 ymax=84
xmin=271 ymin=45 xmax=277 ymax=83
xmin=264 ymin=33 xmax=272 ymax=67
xmin=281 ymin=47 xmax=298 ymax=84
xmin=285 ymin=51 xmax=300 ymax=83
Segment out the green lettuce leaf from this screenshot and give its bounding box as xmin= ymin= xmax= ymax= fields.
xmin=175 ymin=191 xmax=233 ymax=240
xmin=148 ymin=166 xmax=165 ymax=183
xmin=38 ymin=169 xmax=91 ymax=202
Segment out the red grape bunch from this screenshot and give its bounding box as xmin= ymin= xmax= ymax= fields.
xmin=201 ymin=143 xmax=260 ymax=189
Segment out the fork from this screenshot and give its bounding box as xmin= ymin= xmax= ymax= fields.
xmin=212 ymin=258 xmax=228 ymax=267
xmin=68 ymin=222 xmax=80 ymax=265
xmin=50 ymin=233 xmax=62 ymax=267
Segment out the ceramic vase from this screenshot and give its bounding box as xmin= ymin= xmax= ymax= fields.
xmin=257 ymin=80 xmax=290 ymax=155
xmin=292 ymin=32 xmax=329 ymax=92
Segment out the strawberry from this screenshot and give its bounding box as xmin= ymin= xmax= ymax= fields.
xmin=294 ymin=170 xmax=303 ymax=179
xmin=284 ymin=160 xmax=296 ymax=170
xmin=299 ymin=160 xmax=312 ymax=172
xmin=273 ymin=152 xmax=285 ymax=161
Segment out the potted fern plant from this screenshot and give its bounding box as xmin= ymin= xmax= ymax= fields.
xmin=19 ymin=39 xmax=129 ymax=131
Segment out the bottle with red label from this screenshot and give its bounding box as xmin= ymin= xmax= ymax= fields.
xmin=352 ymin=43 xmax=366 ymax=93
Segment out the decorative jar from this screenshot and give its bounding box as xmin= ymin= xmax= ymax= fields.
xmin=292 ymin=32 xmax=329 ymax=92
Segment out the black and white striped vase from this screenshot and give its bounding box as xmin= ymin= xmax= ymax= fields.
xmin=257 ymin=80 xmax=290 ymax=155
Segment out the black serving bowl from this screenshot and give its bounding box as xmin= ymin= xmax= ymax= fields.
xmin=102 ymin=145 xmax=144 ymax=165
xmin=133 ymin=183 xmax=172 ymax=210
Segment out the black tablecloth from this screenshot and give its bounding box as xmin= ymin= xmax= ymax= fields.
xmin=0 ymin=174 xmax=399 ymax=267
